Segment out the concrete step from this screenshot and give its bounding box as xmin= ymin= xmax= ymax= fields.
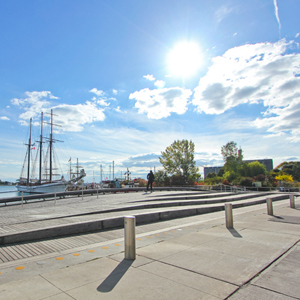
xmin=0 ymin=192 xmax=290 ymax=245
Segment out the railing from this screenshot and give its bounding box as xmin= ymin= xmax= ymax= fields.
xmin=0 ymin=185 xmax=299 ymax=206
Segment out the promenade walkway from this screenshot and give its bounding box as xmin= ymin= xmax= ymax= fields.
xmin=0 ymin=193 xmax=299 ymax=299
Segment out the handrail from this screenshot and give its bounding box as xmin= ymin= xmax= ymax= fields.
xmin=0 ymin=186 xmax=206 ymax=205
xmin=0 ymin=185 xmax=299 ymax=206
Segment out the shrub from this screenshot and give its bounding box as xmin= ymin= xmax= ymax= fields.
xmin=206 ymin=172 xmax=217 ymax=179
xmin=239 ymin=177 xmax=253 ymax=187
xmin=170 ymin=175 xmax=191 ymax=186
xmin=204 ymin=176 xmax=224 ymax=185
xmin=255 ymin=174 xmax=266 ymax=182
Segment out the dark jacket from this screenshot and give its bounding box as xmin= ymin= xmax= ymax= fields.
xmin=147 ymin=171 xmax=155 ymax=182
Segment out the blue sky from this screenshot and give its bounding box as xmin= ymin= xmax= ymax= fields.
xmin=1 ymin=0 xmax=300 ymax=182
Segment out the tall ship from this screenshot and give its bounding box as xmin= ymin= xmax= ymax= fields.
xmin=16 ymin=109 xmax=86 ymax=194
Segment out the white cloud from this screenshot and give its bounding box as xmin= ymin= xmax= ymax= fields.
xmin=253 ymin=98 xmax=300 ymax=140
xmin=96 ymin=99 xmax=110 ymax=107
xmin=296 ymin=33 xmax=300 ymax=38
xmin=154 ymin=80 xmax=165 ymax=88
xmin=11 ymin=91 xmax=57 ymax=121
xmin=112 ymin=89 xmax=118 ymax=95
xmin=129 ymin=87 xmax=192 ymax=119
xmin=193 ymin=39 xmax=300 ymax=139
xmin=193 ymin=39 xmax=300 ymax=117
xmin=90 ymin=88 xmax=113 ymax=106
xmin=10 ymin=90 xmax=107 ymax=131
xmin=52 ymin=102 xmax=105 ymax=132
xmin=273 ymin=0 xmax=281 ymax=32
xmin=143 ymin=74 xmax=155 ymax=81
xmin=0 ymin=116 xmax=10 ymax=120
xmin=89 ymin=88 xmax=104 ymax=96
xmin=114 ymin=106 xmax=126 ymax=113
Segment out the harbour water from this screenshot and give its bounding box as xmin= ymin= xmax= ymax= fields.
xmin=0 ymin=185 xmax=20 ymax=199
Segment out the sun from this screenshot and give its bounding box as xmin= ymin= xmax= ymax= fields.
xmin=167 ymin=41 xmax=202 ymax=77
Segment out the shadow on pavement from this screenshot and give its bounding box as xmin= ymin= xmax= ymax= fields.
xmin=228 ymin=228 xmax=243 ymax=238
xmin=273 ymin=215 xmax=284 ymax=219
xmin=97 ymin=259 xmax=134 ymax=293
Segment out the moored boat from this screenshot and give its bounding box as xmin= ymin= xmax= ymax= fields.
xmin=16 ymin=109 xmax=86 ymax=194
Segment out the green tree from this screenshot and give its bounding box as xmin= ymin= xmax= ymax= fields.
xmin=221 ymin=141 xmax=243 ymax=173
xmin=217 ymin=167 xmax=225 ymax=177
xmin=204 ymin=176 xmax=223 ymax=185
xmin=159 ymin=139 xmax=199 ymax=183
xmin=292 ymin=163 xmax=300 ymax=181
xmin=154 ymin=170 xmax=170 ymax=186
xmin=205 ymin=172 xmax=217 ymax=179
xmin=247 ymin=161 xmax=266 ymax=177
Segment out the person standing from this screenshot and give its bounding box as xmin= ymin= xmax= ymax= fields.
xmin=147 ymin=170 xmax=155 ymax=192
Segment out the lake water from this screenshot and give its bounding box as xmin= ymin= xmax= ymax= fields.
xmin=0 ymin=185 xmax=20 ymax=199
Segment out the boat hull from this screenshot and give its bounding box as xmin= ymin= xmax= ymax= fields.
xmin=16 ymin=182 xmax=67 ymax=194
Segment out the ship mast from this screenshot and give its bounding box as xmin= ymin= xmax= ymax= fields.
xmin=44 ymin=109 xmax=62 ymax=182
xmin=39 ymin=112 xmax=43 ymax=183
xmin=26 ymin=118 xmax=33 ymax=186
xmin=49 ymin=109 xmax=53 ymax=182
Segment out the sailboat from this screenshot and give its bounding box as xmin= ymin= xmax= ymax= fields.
xmin=16 ymin=109 xmax=86 ymax=194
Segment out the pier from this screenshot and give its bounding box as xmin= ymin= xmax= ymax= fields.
xmin=0 ymin=189 xmax=299 ymax=299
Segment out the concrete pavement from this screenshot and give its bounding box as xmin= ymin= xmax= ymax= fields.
xmin=0 ymin=198 xmax=299 ymax=299
xmin=0 ymin=190 xmax=290 ymax=244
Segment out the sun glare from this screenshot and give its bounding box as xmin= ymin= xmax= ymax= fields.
xmin=168 ymin=42 xmax=202 ymax=77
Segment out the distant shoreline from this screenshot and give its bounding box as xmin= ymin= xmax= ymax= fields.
xmin=0 ymin=182 xmax=16 ymax=186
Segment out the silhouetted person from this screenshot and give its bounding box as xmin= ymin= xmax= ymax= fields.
xmin=147 ymin=170 xmax=155 ymax=192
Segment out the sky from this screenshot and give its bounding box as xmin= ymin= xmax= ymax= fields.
xmin=0 ymin=0 xmax=300 ymax=183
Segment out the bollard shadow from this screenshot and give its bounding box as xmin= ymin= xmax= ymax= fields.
xmin=227 ymin=228 xmax=243 ymax=238
xmin=97 ymin=259 xmax=133 ymax=293
xmin=272 ymin=215 xmax=284 ymax=219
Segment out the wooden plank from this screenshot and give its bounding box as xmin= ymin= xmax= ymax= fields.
xmin=38 ymin=241 xmax=58 ymax=252
xmin=0 ymin=250 xmax=10 ymax=263
xmin=21 ymin=243 xmax=43 ymax=256
xmin=5 ymin=246 xmax=24 ymax=259
xmin=0 ymin=247 xmax=18 ymax=261
xmin=13 ymin=244 xmax=33 ymax=258
xmin=31 ymin=242 xmax=53 ymax=254
xmin=26 ymin=242 xmax=46 ymax=255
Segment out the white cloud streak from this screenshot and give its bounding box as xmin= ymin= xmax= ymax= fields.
xmin=273 ymin=0 xmax=281 ymax=34
xmin=215 ymin=5 xmax=234 ymax=24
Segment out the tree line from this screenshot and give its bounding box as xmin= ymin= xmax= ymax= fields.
xmin=155 ymin=140 xmax=300 ymax=188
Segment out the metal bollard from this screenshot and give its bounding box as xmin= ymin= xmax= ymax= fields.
xmin=267 ymin=198 xmax=273 ymax=215
xmin=225 ymin=203 xmax=233 ymax=229
xmin=124 ymin=216 xmax=136 ymax=260
xmin=21 ymin=191 xmax=24 ymax=207
xmin=290 ymin=194 xmax=295 ymax=209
